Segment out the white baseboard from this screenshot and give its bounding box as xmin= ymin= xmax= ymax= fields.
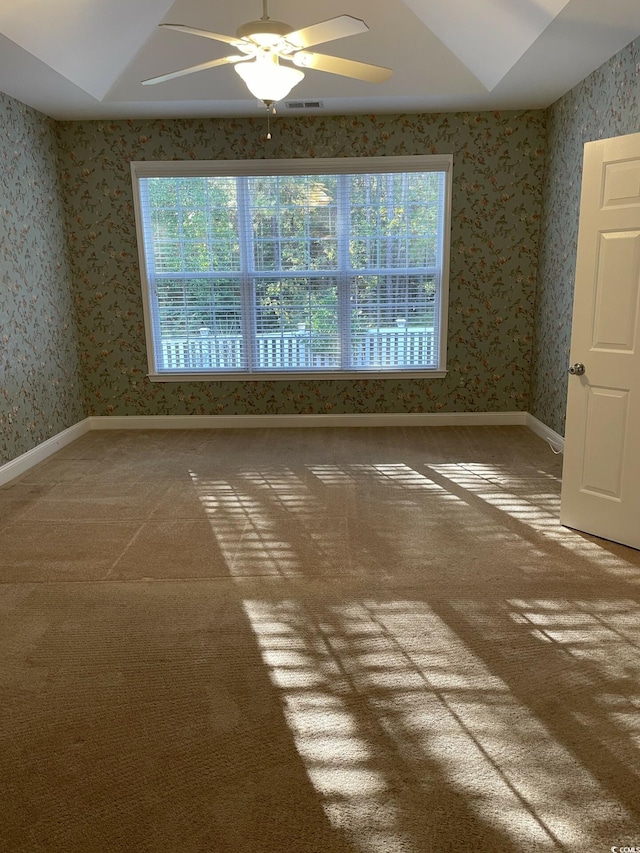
xmin=0 ymin=419 xmax=91 ymax=487
xmin=526 ymin=414 xmax=564 ymax=453
xmin=86 ymin=411 xmax=530 ymax=430
xmin=2 ymin=410 xmax=558 ymax=486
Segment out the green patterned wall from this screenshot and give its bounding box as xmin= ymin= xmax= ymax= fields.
xmin=0 ymin=93 xmax=83 ymax=465
xmin=55 ymin=111 xmax=545 ymax=416
xmin=4 ymin=32 xmax=640 ymax=461
xmin=531 ymin=38 xmax=640 ymax=435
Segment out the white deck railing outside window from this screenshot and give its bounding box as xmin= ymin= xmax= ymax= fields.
xmin=159 ymin=328 xmax=434 ymax=371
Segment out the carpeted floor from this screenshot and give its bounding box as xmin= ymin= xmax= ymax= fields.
xmin=0 ymin=425 xmax=639 ymax=853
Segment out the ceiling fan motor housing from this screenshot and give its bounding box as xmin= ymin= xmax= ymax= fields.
xmin=236 ymin=19 xmax=293 ymax=45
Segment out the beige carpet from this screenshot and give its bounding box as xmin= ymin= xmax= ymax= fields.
xmin=0 ymin=426 xmax=639 ymax=852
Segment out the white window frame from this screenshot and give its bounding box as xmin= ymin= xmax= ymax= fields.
xmin=131 ymin=155 xmax=452 ymax=381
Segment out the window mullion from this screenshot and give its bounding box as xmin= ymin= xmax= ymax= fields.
xmin=237 ymin=176 xmax=256 ymax=372
xmin=336 ymin=174 xmax=351 ymax=370
xmin=175 ymin=181 xmax=191 ymax=342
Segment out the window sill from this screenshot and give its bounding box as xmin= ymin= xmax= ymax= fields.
xmin=147 ymin=370 xmax=448 ymax=383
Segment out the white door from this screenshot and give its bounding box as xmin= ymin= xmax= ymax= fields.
xmin=560 ymin=131 xmax=640 ymax=550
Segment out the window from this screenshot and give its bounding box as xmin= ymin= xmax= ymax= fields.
xmin=131 ymin=156 xmax=451 ymax=380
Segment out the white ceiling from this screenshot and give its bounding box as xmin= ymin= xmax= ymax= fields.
xmin=1 ymin=0 xmax=639 ymax=120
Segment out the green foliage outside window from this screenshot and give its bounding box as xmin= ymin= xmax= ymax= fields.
xmin=147 ymin=173 xmax=439 ymax=336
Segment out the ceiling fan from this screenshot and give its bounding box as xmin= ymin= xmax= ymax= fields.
xmin=142 ymin=0 xmax=392 ymax=106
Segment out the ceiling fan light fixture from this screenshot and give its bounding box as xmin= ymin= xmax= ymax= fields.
xmin=235 ymin=55 xmax=304 ymax=102
xmin=292 ymin=51 xmax=313 ymax=68
xmin=233 ymin=41 xmax=256 ymax=55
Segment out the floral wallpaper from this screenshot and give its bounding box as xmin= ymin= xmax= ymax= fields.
xmin=3 ymin=32 xmax=640 ymax=462
xmin=55 ymin=111 xmax=545 ymax=417
xmin=531 ymin=37 xmax=640 ymax=435
xmin=0 ymin=92 xmax=83 ymax=466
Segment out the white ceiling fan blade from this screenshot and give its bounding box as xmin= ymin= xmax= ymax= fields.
xmin=159 ymin=23 xmax=240 ymax=46
xmin=285 ymin=15 xmax=368 ymax=50
xmin=142 ymin=55 xmax=247 ymax=86
xmin=293 ymin=52 xmax=392 ymax=83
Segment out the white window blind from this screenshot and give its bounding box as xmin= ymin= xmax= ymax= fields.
xmin=131 ymin=156 xmax=452 ymax=379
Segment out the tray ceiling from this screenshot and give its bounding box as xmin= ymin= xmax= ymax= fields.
xmin=0 ymin=0 xmax=639 ymax=119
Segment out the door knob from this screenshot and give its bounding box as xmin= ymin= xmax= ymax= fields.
xmin=568 ymin=362 xmax=585 ymax=376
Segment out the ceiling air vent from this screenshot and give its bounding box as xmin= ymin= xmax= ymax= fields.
xmin=284 ymin=100 xmax=324 ymax=110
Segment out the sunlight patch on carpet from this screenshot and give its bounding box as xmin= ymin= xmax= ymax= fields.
xmin=430 ymin=463 xmax=640 ymax=580
xmin=240 ymin=598 xmax=633 ymax=852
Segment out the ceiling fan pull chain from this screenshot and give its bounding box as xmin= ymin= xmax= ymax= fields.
xmin=265 ymin=101 xmax=274 ymax=140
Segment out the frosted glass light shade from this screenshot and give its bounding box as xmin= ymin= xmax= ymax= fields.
xmin=235 ymin=58 xmax=304 ymax=102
